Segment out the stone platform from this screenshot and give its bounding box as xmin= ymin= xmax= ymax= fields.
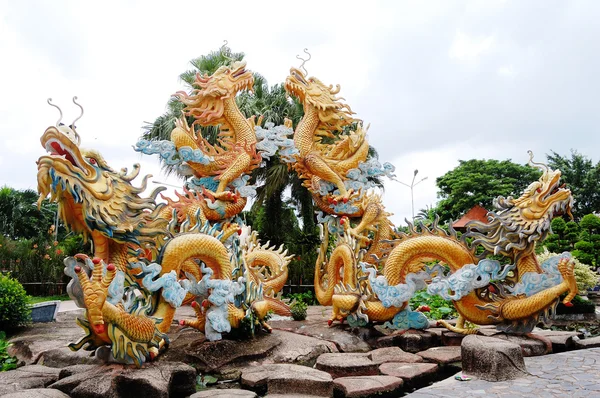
xmin=2 ymin=305 xmax=599 ymax=398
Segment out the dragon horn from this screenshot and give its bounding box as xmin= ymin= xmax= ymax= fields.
xmin=47 ymin=98 xmax=63 ymax=126
xmin=527 ymin=150 xmax=549 ymax=173
xmin=71 ymin=96 xmax=83 ymax=145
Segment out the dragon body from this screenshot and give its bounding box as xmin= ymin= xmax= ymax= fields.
xmin=37 ymin=62 xmax=292 ymax=367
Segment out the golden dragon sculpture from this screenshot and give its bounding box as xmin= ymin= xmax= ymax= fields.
xmin=285 ymin=65 xmax=578 ymax=335
xmin=37 ymin=64 xmax=292 ymax=367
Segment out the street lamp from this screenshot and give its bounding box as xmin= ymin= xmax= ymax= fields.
xmin=396 ymin=169 xmax=428 ymax=222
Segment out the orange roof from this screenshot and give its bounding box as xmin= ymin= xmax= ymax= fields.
xmin=452 ymin=204 xmax=489 ymax=230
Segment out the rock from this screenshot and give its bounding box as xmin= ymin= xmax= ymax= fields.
xmin=378 ymin=363 xmax=438 ymax=388
xmin=574 ymin=335 xmax=600 ymax=349
xmin=333 ymin=375 xmax=404 ymax=398
xmin=492 ymin=334 xmax=548 ymax=356
xmin=241 ymin=363 xmax=332 ymax=397
xmin=58 ymin=364 xmax=99 ymax=379
xmin=36 ymin=347 xmax=103 ymax=368
xmin=0 ymin=365 xmax=61 ymax=395
xmin=416 ymin=346 xmax=461 ymax=365
xmin=1 ymin=389 xmax=71 ymax=398
xmin=368 ymin=347 xmax=423 ymax=365
xmin=529 ymin=330 xmax=581 ymax=352
xmin=269 ymin=306 xmax=371 ymax=353
xmin=190 ymin=389 xmax=257 ymax=397
xmin=461 ymin=335 xmax=527 ymax=381
xmin=49 ymin=361 xmax=196 ymax=398
xmin=270 ymin=330 xmax=338 ymax=366
xmin=7 ymin=310 xmax=88 ymax=366
xmin=315 ymin=353 xmax=379 ymax=379
xmin=376 ymin=330 xmax=436 ymax=353
xmin=159 ymin=329 xmax=205 ymax=363
xmin=440 ymin=331 xmax=465 ymax=346
xmin=476 ymin=325 xmax=500 ymax=337
xmin=185 ymin=334 xmax=281 ymax=372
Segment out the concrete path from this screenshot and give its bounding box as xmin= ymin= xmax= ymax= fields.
xmin=57 ymin=300 xmax=78 ymax=312
xmin=405 ymin=348 xmax=600 ymax=398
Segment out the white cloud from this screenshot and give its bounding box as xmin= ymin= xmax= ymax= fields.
xmin=497 ymin=64 xmax=517 ymax=77
xmin=449 ymin=31 xmax=495 ymax=63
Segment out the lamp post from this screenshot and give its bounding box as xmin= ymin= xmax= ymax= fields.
xmin=396 ymin=169 xmax=428 ymax=222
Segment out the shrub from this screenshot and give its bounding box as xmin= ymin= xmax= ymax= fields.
xmin=537 ymin=248 xmax=599 ymax=292
xmin=285 ymin=290 xmax=317 ymax=305
xmin=556 ymin=294 xmax=596 ymax=315
xmin=409 ymin=290 xmax=458 ymax=320
xmin=0 ymin=273 xmax=31 ymax=331
xmin=0 ymin=331 xmax=18 ymax=371
xmin=290 ymin=300 xmax=308 ymax=321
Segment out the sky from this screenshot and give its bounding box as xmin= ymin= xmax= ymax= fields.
xmin=1 ymin=0 xmax=599 ymax=226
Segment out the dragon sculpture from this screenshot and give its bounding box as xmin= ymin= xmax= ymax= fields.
xmin=37 ymin=62 xmax=292 ymax=367
xmin=284 ymin=66 xmax=578 ymax=335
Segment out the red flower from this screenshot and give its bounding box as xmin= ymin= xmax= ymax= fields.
xmin=55 ymin=249 xmax=62 ymax=255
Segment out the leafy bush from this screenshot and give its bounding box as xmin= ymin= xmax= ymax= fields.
xmin=0 ymin=331 xmax=18 ymax=371
xmin=556 ymin=294 xmax=596 ymax=315
xmin=537 ymin=248 xmax=599 ymax=292
xmin=290 ymin=300 xmax=308 ymax=321
xmin=285 ymin=290 xmax=317 ymax=305
xmin=409 ymin=290 xmax=458 ymax=320
xmin=0 ymin=273 xmax=31 ymax=331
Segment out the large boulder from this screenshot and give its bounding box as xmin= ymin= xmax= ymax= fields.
xmin=48 ymin=361 xmax=196 ymax=398
xmin=0 ymin=365 xmax=61 ymax=395
xmin=1 ymin=389 xmax=70 ymax=398
xmin=184 ymin=334 xmax=281 ymax=372
xmin=269 ymin=330 xmax=338 ymax=366
xmin=461 ymin=335 xmax=527 ymax=381
xmin=241 ymin=363 xmax=332 ymax=397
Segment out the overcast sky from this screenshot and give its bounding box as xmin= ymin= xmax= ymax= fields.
xmin=1 ymin=0 xmax=599 ymax=226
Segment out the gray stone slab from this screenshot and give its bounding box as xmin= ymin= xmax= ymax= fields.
xmin=241 ymin=363 xmax=332 ymax=397
xmin=417 ymin=346 xmax=461 ymax=364
xmin=315 ymin=353 xmax=379 ymax=379
xmin=190 ymin=389 xmax=257 ymax=397
xmin=334 ymin=375 xmax=404 ymax=397
xmin=369 ymin=347 xmax=423 ymax=365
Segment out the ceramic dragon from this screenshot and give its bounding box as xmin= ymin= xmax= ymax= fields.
xmin=37 ymin=88 xmax=291 ymax=367
xmin=285 ymin=66 xmax=578 ymax=335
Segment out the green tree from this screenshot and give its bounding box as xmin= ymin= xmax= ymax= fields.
xmin=544 ymin=217 xmax=580 ymax=253
xmin=434 ymin=159 xmax=541 ymax=223
xmin=573 ymin=214 xmax=600 ymax=270
xmin=0 ymin=187 xmax=57 ymax=240
xmin=546 ymin=150 xmax=600 ymax=220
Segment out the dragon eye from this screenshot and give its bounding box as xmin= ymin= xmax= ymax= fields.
xmin=88 ymin=158 xmax=97 ymax=165
xmin=537 ymin=188 xmax=542 ymax=193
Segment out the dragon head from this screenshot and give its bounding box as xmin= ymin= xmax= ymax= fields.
xmin=285 ymin=67 xmax=356 ymax=132
xmin=466 ymin=151 xmax=573 ymax=258
xmin=177 ymin=61 xmax=254 ymax=126
xmin=495 ymin=151 xmax=573 ymax=222
xmin=37 ymin=104 xmax=166 ymax=246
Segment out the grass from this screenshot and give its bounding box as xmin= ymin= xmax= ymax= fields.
xmin=28 ymin=294 xmax=70 ymax=304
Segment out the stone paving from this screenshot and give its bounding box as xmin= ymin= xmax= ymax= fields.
xmin=405 ymin=347 xmax=600 ymax=398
